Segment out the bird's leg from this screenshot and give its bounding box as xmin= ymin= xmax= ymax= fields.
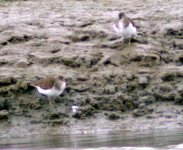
xmin=128 ymin=38 xmax=131 ymax=44
xmin=48 ymin=96 xmax=53 ymax=106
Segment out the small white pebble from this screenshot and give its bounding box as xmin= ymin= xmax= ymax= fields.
xmin=72 ymin=106 xmax=79 ymax=113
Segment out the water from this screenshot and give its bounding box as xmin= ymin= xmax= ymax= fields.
xmin=0 ymin=128 xmax=183 ymax=150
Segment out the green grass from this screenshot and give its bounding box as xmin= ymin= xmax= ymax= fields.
xmin=0 ymin=0 xmax=23 ymax=7
xmin=0 ymin=0 xmax=7 ymax=7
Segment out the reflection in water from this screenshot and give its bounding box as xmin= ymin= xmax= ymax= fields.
xmin=0 ymin=128 xmax=183 ymax=150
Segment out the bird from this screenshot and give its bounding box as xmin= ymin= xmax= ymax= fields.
xmin=31 ymin=76 xmax=66 ymax=106
xmin=113 ymin=12 xmax=137 ymax=42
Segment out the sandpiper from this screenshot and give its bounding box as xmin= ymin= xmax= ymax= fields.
xmin=113 ymin=12 xmax=137 ymax=42
xmin=32 ymin=76 xmax=66 ymax=105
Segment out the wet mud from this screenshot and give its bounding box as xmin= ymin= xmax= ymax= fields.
xmin=0 ymin=0 xmax=183 ymax=138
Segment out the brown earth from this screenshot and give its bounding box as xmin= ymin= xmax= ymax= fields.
xmin=0 ymin=0 xmax=183 ymax=138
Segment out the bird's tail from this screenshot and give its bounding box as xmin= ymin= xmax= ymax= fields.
xmin=29 ymin=83 xmax=36 ymax=87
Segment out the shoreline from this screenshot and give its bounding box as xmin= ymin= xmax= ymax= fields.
xmin=0 ymin=0 xmax=183 ymax=139
xmin=0 ymin=102 xmax=183 ymax=139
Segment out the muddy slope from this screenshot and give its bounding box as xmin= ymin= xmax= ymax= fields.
xmin=0 ymin=0 xmax=183 ymax=138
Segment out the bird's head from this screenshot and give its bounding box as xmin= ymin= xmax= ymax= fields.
xmin=57 ymin=75 xmax=65 ymax=81
xmin=119 ymin=12 xmax=125 ymax=19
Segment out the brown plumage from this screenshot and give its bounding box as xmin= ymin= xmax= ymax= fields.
xmin=113 ymin=12 xmax=137 ymax=40
xmin=31 ymin=75 xmax=66 ymax=106
xmin=123 ymin=17 xmax=131 ymax=28
xmin=127 ymin=17 xmax=137 ymax=28
xmin=32 ymin=76 xmax=62 ymax=90
xmin=115 ymin=13 xmax=136 ymax=29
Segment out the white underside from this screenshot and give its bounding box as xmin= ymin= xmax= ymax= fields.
xmin=35 ymin=82 xmax=66 ymax=97
xmin=113 ymin=22 xmax=137 ymax=39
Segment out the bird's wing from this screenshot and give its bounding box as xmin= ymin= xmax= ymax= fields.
xmin=128 ymin=17 xmax=138 ymax=28
xmin=114 ymin=20 xmax=120 ymax=29
xmin=33 ymin=77 xmax=55 ymax=90
xmin=123 ymin=17 xmax=130 ymax=28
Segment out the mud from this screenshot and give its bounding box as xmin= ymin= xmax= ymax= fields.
xmin=0 ymin=0 xmax=183 ymax=138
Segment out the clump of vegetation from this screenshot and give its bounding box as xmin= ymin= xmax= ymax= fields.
xmin=161 ymin=72 xmax=183 ymax=82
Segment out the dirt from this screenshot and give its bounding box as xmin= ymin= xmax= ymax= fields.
xmin=0 ymin=0 xmax=183 ymax=138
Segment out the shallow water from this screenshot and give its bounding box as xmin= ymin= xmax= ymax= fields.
xmin=0 ymin=128 xmax=183 ymax=150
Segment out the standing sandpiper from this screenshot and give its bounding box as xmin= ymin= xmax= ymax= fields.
xmin=113 ymin=12 xmax=137 ymax=42
xmin=32 ymin=76 xmax=66 ymax=105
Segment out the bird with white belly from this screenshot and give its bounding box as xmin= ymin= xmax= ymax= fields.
xmin=31 ymin=76 xmax=66 ymax=106
xmin=113 ymin=12 xmax=137 ymax=42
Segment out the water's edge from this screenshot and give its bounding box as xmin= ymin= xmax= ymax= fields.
xmin=1 ymin=128 xmax=183 ymax=150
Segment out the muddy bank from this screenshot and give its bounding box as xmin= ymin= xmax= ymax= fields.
xmin=0 ymin=0 xmax=183 ymax=138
